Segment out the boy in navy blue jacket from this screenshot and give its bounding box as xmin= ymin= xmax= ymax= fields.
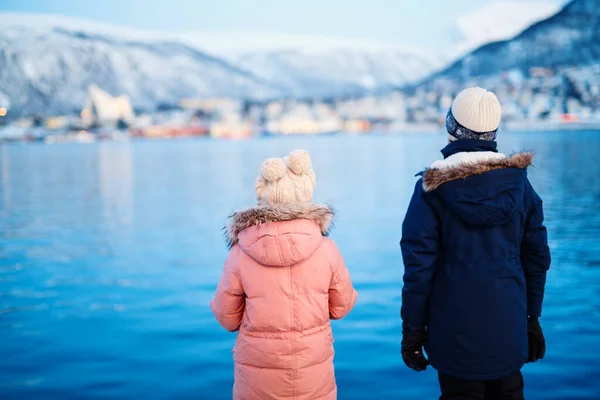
xmin=400 ymin=88 xmax=551 ymax=400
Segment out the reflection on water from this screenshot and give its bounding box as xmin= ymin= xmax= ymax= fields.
xmin=1 ymin=132 xmax=600 ymax=399
xmin=99 ymin=142 xmax=133 ymax=228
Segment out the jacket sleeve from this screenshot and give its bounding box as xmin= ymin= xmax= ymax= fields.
xmin=328 ymin=240 xmax=358 ymax=320
xmin=401 ymin=179 xmax=440 ymax=329
xmin=210 ymin=248 xmax=245 ymax=332
xmin=521 ymin=180 xmax=551 ymax=317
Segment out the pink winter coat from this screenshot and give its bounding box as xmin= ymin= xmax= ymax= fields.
xmin=210 ymin=204 xmax=358 ymax=400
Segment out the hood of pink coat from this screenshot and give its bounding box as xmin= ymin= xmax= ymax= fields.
xmin=226 ymin=204 xmax=334 ymax=267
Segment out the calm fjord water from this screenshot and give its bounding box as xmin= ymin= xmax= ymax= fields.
xmin=1 ymin=132 xmax=600 ymax=399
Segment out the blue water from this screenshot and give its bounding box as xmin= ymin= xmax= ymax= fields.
xmin=1 ymin=132 xmax=600 ymax=400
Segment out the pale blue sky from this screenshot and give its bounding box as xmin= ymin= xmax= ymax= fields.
xmin=1 ymin=0 xmax=569 ymax=52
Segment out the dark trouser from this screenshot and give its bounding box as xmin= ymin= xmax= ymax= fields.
xmin=438 ymin=371 xmax=524 ymax=400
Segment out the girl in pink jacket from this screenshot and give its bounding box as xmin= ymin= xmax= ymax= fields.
xmin=211 ymin=149 xmax=358 ymax=400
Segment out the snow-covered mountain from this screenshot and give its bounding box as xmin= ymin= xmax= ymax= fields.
xmin=182 ymin=2 xmax=565 ymax=95
xmin=429 ymin=0 xmax=599 ymax=82
xmin=184 ymin=32 xmax=443 ymax=96
xmin=0 ymin=2 xmax=574 ymax=117
xmin=0 ymin=13 xmax=282 ymax=117
xmin=233 ymin=47 xmax=441 ymax=97
xmin=445 ymin=1 xmax=563 ymax=60
xmin=0 ymin=14 xmax=442 ymax=116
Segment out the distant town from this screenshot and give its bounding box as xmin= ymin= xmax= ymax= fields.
xmin=1 ymin=64 xmax=600 ymax=144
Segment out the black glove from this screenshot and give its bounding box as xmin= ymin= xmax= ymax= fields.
xmin=401 ymin=324 xmax=429 ymax=372
xmin=527 ymin=316 xmax=546 ymax=363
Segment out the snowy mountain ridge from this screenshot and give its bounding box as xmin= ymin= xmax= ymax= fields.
xmin=0 ymin=2 xmax=573 ymax=116
xmin=428 ymin=0 xmax=600 ymax=82
xmin=446 ymin=1 xmax=564 ymax=59
xmin=0 ymin=13 xmax=442 ymax=116
xmin=0 ymin=13 xmax=284 ymax=117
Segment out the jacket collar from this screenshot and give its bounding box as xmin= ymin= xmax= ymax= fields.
xmin=422 ymin=152 xmax=534 ymax=192
xmin=225 ymin=204 xmax=334 ymax=248
xmin=441 ymin=139 xmax=498 ymax=159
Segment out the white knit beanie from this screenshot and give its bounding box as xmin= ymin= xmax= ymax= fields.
xmin=451 ymin=87 xmax=502 ymax=133
xmin=256 ymin=149 xmax=316 ymax=206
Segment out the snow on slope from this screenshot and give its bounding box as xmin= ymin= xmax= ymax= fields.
xmin=234 ymin=48 xmax=442 ymax=96
xmin=429 ymin=0 xmax=600 ymax=82
xmin=0 ymin=13 xmax=443 ymax=115
xmin=183 ymin=31 xmax=434 ymax=56
xmin=0 ymin=2 xmax=567 ymax=116
xmin=182 ymin=2 xmax=563 ymax=94
xmin=446 ymin=1 xmax=564 ymax=59
xmin=0 ymin=13 xmax=281 ymax=116
xmin=184 ymin=32 xmax=444 ymax=96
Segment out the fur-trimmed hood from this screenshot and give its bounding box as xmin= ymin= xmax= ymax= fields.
xmin=226 ymin=204 xmax=334 ymax=249
xmin=421 ymin=151 xmax=534 ymax=227
xmin=422 ymin=151 xmax=534 ymax=192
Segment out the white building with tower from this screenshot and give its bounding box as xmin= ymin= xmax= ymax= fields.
xmin=81 ymin=84 xmax=134 ymax=126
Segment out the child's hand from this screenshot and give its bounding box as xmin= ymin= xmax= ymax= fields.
xmin=527 ymin=316 xmax=546 ymax=363
xmin=401 ymin=325 xmax=429 ymax=372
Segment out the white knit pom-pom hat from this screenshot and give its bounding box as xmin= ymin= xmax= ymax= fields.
xmin=255 ymin=149 xmax=316 ymax=206
xmin=447 ymin=87 xmax=502 ymax=141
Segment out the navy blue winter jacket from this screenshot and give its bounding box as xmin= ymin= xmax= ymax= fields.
xmin=401 ymin=140 xmax=551 ymax=380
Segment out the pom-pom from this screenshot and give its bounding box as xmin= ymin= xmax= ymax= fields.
xmin=286 ymin=149 xmax=312 ymax=175
xmin=260 ymin=158 xmax=287 ymax=182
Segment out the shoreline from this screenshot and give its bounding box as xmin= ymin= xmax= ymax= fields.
xmin=1 ymin=122 xmax=599 ymax=144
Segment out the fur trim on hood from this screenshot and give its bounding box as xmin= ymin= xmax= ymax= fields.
xmin=423 ymin=152 xmax=534 ymax=192
xmin=225 ymin=204 xmax=334 ymax=248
